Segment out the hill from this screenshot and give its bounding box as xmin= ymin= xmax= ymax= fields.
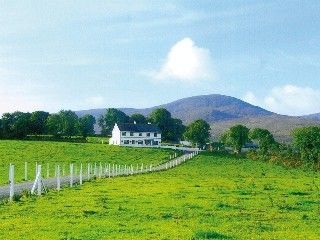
xmin=76 ymin=94 xmax=320 ymax=141
xmin=76 ymin=94 xmax=274 ymax=123
xmin=210 ymin=115 xmax=320 ymax=142
xmin=302 ymin=113 xmax=320 ymax=120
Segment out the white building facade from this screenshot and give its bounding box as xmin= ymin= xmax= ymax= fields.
xmin=109 ymin=123 xmax=161 ymax=147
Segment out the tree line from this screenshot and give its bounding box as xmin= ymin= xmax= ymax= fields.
xmin=0 ymin=108 xmax=212 ymax=146
xmin=0 ymin=110 xmax=96 ymax=139
xmin=98 ymin=108 xmax=211 ymax=145
xmin=220 ymin=124 xmax=320 ymax=170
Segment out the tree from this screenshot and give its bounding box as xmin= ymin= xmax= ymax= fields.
xmin=184 ymin=119 xmax=210 ymax=147
xmin=148 ymin=108 xmax=186 ymax=142
xmin=292 ymin=126 xmax=320 ymax=168
xmin=148 ymin=108 xmax=173 ymax=141
xmin=1 ymin=113 xmax=13 ymax=138
xmin=99 ymin=108 xmax=130 ymax=135
xmin=0 ymin=118 xmax=2 ymax=138
xmin=59 ymin=110 xmax=79 ymax=137
xmin=46 ymin=114 xmax=63 ymax=137
xmin=78 ymin=114 xmax=96 ymax=138
xmin=130 ymin=113 xmax=147 ymax=124
xmin=1 ymin=112 xmax=31 ymax=139
xmin=249 ymin=128 xmax=277 ymax=154
xmin=222 ymin=124 xmax=249 ymax=154
xmin=30 ymin=111 xmax=50 ymax=135
xmin=167 ymin=118 xmax=186 ymax=142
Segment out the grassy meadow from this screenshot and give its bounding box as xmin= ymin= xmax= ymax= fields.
xmin=0 ymin=140 xmax=173 ymax=185
xmin=0 ymin=152 xmax=319 ymax=239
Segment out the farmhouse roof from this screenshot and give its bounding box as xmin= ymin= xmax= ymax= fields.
xmin=117 ymin=123 xmax=161 ymax=133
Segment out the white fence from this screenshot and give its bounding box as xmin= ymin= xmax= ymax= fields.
xmin=1 ymin=150 xmax=200 ymax=202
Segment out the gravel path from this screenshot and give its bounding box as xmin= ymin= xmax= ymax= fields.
xmin=0 ymin=151 xmax=198 ymax=201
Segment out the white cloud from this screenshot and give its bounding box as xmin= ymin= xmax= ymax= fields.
xmin=243 ymin=85 xmax=320 ymax=116
xmin=151 ymin=37 xmax=214 ymax=82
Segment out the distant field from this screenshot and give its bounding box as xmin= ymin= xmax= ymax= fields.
xmin=0 ymin=153 xmax=319 ymax=239
xmin=0 ymin=140 xmax=173 ymax=185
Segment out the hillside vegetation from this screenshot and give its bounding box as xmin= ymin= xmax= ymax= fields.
xmin=211 ymin=115 xmax=320 ymax=142
xmin=0 ymin=153 xmax=319 ymax=239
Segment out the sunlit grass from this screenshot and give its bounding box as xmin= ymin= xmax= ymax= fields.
xmin=0 ymin=140 xmax=173 ymax=184
xmin=0 ymin=152 xmax=319 ymax=239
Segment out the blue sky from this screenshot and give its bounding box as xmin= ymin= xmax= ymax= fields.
xmin=0 ymin=0 xmax=320 ymax=116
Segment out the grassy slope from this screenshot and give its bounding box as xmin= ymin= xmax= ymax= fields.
xmin=0 ymin=153 xmax=319 ymax=239
xmin=0 ymin=140 xmax=173 ymax=185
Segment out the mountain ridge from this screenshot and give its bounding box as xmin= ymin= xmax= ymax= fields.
xmin=75 ymin=94 xmax=320 ymax=142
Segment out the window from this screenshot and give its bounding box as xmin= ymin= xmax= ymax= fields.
xmin=122 ymin=132 xmax=126 ymax=136
xmin=153 ymin=141 xmax=158 ymax=145
xmin=138 ymin=140 xmax=143 ymax=145
xmin=139 ymin=133 xmax=142 ymax=136
xmin=147 ymin=133 xmax=150 ymax=137
xmin=132 ymin=140 xmax=135 ymax=144
xmin=154 ymin=133 xmax=157 ymax=137
xmin=124 ymin=140 xmax=129 ymax=144
xmin=130 ymin=132 xmax=134 ymax=136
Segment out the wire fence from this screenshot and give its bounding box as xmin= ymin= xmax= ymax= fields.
xmin=1 ymin=150 xmax=199 ymax=201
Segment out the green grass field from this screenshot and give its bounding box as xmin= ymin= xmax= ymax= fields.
xmin=0 ymin=140 xmax=173 ymax=185
xmin=0 ymin=152 xmax=319 ymax=239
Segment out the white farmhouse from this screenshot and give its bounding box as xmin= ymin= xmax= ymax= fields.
xmin=109 ymin=123 xmax=161 ymax=147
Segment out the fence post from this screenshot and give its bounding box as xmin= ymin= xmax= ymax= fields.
xmin=70 ymin=163 xmax=74 ymax=187
xmin=87 ymin=163 xmax=90 ymax=180
xmin=141 ymin=163 xmax=144 ymax=173
xmin=46 ymin=163 xmax=50 ymax=178
xmin=37 ymin=165 xmax=42 ymax=196
xmin=108 ymin=164 xmax=111 ymax=178
xmin=24 ymin=162 xmax=28 ymax=181
xmin=57 ymin=165 xmax=60 ymax=191
xmin=80 ymin=163 xmax=83 ymax=185
xmin=112 ymin=164 xmax=115 ymax=177
xmin=9 ymin=164 xmax=14 ymax=201
xmin=62 ymin=164 xmax=65 ymax=176
xmin=94 ymin=162 xmax=97 ymax=177
xmin=35 ymin=162 xmax=38 ymax=177
xmin=99 ymin=162 xmax=102 ymax=179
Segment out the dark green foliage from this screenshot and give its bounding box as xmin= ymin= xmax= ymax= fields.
xmin=0 ymin=110 xmax=95 ymax=139
xmin=59 ymin=110 xmax=79 ymax=137
xmin=192 ymin=230 xmax=232 ymax=239
xmin=98 ymin=108 xmax=130 ymax=135
xmin=292 ymin=126 xmax=320 ymax=168
xmin=184 ymin=119 xmax=210 ymax=147
xmin=78 ymin=114 xmax=96 ymax=138
xmin=221 ymin=125 xmax=249 ymax=154
xmin=0 ymin=118 xmax=3 ymax=138
xmin=250 ymin=128 xmax=278 ymax=154
xmin=46 ymin=113 xmax=63 ymax=137
xmin=130 ymin=113 xmax=147 ymax=124
xmin=1 ymin=112 xmax=31 ymax=139
xmin=148 ymin=108 xmax=185 ymax=141
xmin=29 ymin=111 xmax=50 ymax=135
